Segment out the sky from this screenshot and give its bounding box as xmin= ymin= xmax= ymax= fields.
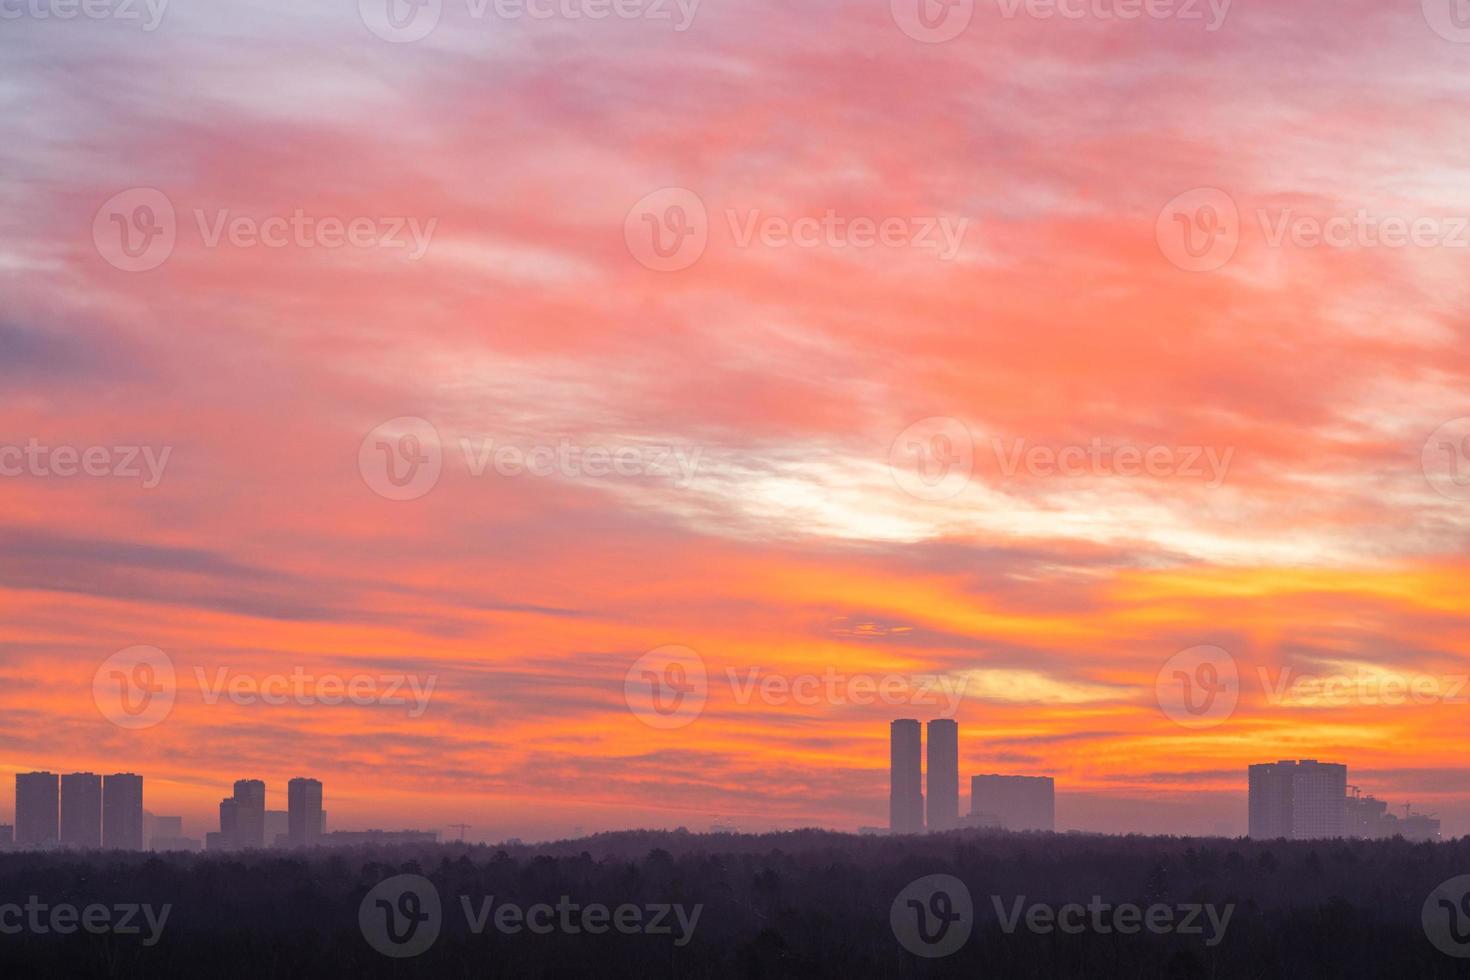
xmin=3 ymin=0 xmax=1470 ymax=842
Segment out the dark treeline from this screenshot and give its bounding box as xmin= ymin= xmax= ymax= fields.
xmin=0 ymin=829 xmax=1466 ymax=978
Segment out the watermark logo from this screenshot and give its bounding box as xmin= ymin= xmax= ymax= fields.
xmin=625 ymin=645 xmax=707 ymax=729
xmin=93 ymin=646 xmax=176 ymax=730
xmin=625 ymin=188 xmax=708 ymax=272
xmin=1157 ymin=188 xmax=1239 ymax=273
xmin=891 ymin=0 xmax=974 ymax=43
xmin=360 ymin=874 xmax=442 ymax=958
xmin=360 ymin=417 xmax=444 ymax=501
xmin=93 ymin=188 xmax=176 ymax=273
xmin=1156 ymin=645 xmax=1238 ymax=728
xmin=891 ymin=874 xmax=973 ymax=958
xmin=1423 ymin=0 xmax=1470 ymax=43
xmin=1423 ymin=875 xmax=1470 ymax=957
xmin=889 ymin=417 xmax=974 ymax=501
xmin=1423 ymin=418 xmax=1470 ymax=502
xmin=360 ymin=0 xmax=443 ymax=42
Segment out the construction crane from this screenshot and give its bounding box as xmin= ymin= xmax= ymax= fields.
xmin=448 ymin=823 xmax=471 ymax=841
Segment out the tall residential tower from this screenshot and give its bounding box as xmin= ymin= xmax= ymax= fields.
xmin=926 ymin=719 xmax=959 ymax=832
xmin=287 ymin=778 xmax=323 ymax=847
xmin=15 ymin=772 xmax=59 ymax=846
xmin=889 ymin=720 xmax=924 ymax=834
xmin=59 ymin=772 xmax=102 ymax=848
xmin=1248 ymin=760 xmax=1347 ymax=840
xmin=102 ymin=773 xmax=144 ymax=849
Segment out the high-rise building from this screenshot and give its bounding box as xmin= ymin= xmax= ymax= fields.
xmin=1248 ymin=760 xmax=1346 ymax=840
xmin=287 ymin=778 xmax=323 ymax=847
xmin=1344 ymin=793 xmax=1389 ymax=838
xmin=926 ymin=719 xmax=959 ymax=832
xmin=970 ymin=774 xmax=1055 ymax=832
xmin=1399 ymin=812 xmax=1442 ymax=843
xmin=232 ymin=780 xmax=266 ymax=849
xmin=889 ymin=720 xmax=923 ymax=834
xmin=147 ymin=815 xmax=183 ymax=848
xmin=0 ymin=824 xmax=12 ymax=846
xmin=60 ymin=773 xmax=102 ymax=848
xmin=15 ymin=772 xmax=59 ymax=846
xmin=265 ymin=810 xmax=289 ymax=849
xmin=102 ymin=773 xmax=144 ymax=850
xmin=218 ymin=797 xmax=240 ymax=849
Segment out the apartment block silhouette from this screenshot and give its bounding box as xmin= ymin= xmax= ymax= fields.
xmin=15 ymin=772 xmax=58 ymax=846
xmin=102 ymin=773 xmax=144 ymax=849
xmin=288 ymin=778 xmax=323 ymax=847
xmin=1248 ymin=760 xmax=1347 ymax=840
xmin=926 ymin=719 xmax=959 ymax=832
xmin=232 ymin=780 xmax=266 ymax=849
xmin=60 ymin=772 xmax=102 ymax=848
xmin=889 ymin=720 xmax=924 ymax=834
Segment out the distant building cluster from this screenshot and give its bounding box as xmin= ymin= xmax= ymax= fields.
xmin=1247 ymin=760 xmax=1440 ymax=842
xmin=209 ymin=777 xmax=324 ymax=850
xmin=8 ymin=771 xmax=215 ymax=852
xmin=5 ymin=771 xmax=174 ymax=851
xmin=889 ymin=720 xmax=1055 ymax=835
xmin=206 ymin=778 xmax=440 ymax=849
xmin=5 ymin=771 xmax=439 ymax=852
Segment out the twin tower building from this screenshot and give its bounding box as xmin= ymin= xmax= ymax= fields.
xmin=889 ymin=718 xmax=958 ymax=834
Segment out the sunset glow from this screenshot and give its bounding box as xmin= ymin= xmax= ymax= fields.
xmin=4 ymin=0 xmax=1470 ymax=842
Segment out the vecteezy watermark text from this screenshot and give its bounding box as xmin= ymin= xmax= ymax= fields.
xmin=359 ymin=874 xmax=702 ymax=958
xmin=890 ymin=0 xmax=1228 ymax=44
xmin=93 ymin=188 xmax=437 ymax=272
xmin=358 ymin=0 xmax=701 ymax=43
xmin=993 ymin=0 xmax=1230 ymax=30
xmin=1157 ymin=645 xmax=1470 ymax=729
xmin=889 ymin=876 xmax=1233 ymax=959
xmin=1158 ymin=188 xmax=1470 ymax=272
xmin=0 ymin=898 xmax=170 ymax=946
xmin=991 ymin=895 xmax=1233 ymax=946
xmin=359 ymin=416 xmax=704 ymax=501
xmin=0 ymin=0 xmax=168 ymax=30
xmin=887 ymin=418 xmax=1236 ymax=502
xmin=195 ymin=667 xmax=436 ymax=718
xmin=93 ymin=646 xmax=436 ymax=729
xmin=992 ymin=437 xmax=1234 ymax=488
xmin=624 ymin=188 xmax=971 ymax=272
xmin=624 ymin=646 xmax=966 ymax=729
xmin=0 ymin=440 xmax=171 ymax=488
